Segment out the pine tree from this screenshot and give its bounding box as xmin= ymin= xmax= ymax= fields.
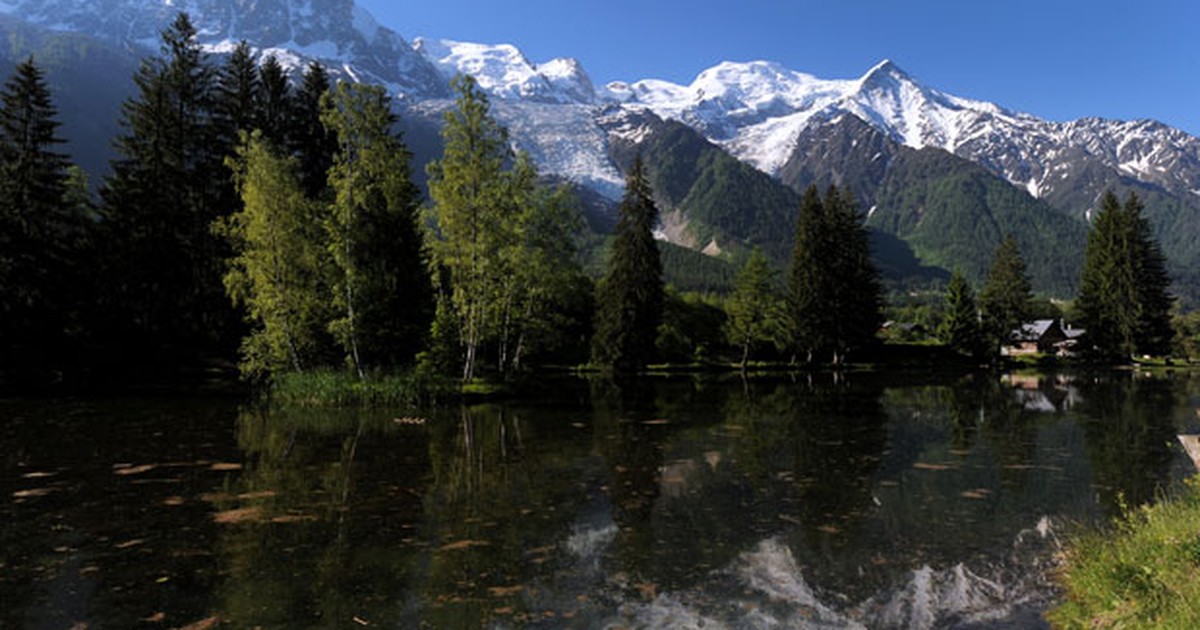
xmin=256 ymin=54 xmax=291 ymax=148
xmin=426 ymin=75 xmax=511 ymax=381
xmin=591 ymin=157 xmax=664 ymax=372
xmin=1125 ymin=193 xmax=1174 ymax=356
xmin=292 ymin=62 xmax=336 ymax=199
xmin=938 ymin=270 xmax=984 ymax=359
xmin=217 ymin=132 xmax=331 ymax=377
xmin=214 ymin=41 xmax=258 ymax=151
xmin=788 ymin=185 xmax=830 ymax=362
xmin=788 ymin=184 xmax=883 ymax=364
xmin=1076 ymin=191 xmax=1174 ymax=358
xmin=824 ymin=186 xmax=884 ymax=364
xmin=725 ymin=247 xmax=786 ymax=367
xmin=0 ymin=56 xmax=81 ymax=373
xmin=322 ymin=81 xmax=432 ymax=375
xmin=979 ymin=234 xmax=1033 ymax=356
xmin=100 ymin=12 xmax=232 ymax=362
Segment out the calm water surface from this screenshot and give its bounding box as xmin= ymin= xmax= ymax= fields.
xmin=4 ymin=371 xmax=1200 ymax=628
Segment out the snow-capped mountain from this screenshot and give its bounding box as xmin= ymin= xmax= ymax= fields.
xmin=0 ymin=0 xmax=447 ymax=95
xmin=4 ymin=0 xmax=1200 ymax=298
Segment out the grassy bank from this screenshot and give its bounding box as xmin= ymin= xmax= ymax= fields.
xmin=269 ymin=369 xmax=455 ymax=407
xmin=1049 ymin=476 xmax=1200 ymax=628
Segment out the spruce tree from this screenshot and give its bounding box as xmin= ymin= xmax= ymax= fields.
xmin=256 ymin=54 xmax=291 ymax=148
xmin=1077 ymin=191 xmax=1174 ymax=358
xmin=788 ymin=185 xmax=830 ymax=362
xmin=979 ymin=234 xmax=1033 ymax=356
xmin=292 ymin=62 xmax=336 ymax=199
xmin=214 ymin=41 xmax=258 ymax=151
xmin=788 ymin=184 xmax=882 ymax=364
xmin=100 ymin=12 xmax=232 ymax=363
xmin=0 ymin=56 xmax=80 ymax=374
xmin=591 ymin=157 xmax=664 ymax=372
xmin=725 ymin=247 xmax=786 ymax=367
xmin=938 ymin=270 xmax=984 ymax=359
xmin=824 ymin=186 xmax=883 ymax=364
xmin=322 ymin=81 xmax=431 ymax=375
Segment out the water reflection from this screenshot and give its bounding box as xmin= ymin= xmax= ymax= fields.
xmin=4 ymin=370 xmax=1200 ymax=628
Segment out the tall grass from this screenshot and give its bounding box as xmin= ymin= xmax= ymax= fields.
xmin=1049 ymin=476 xmax=1200 ymax=628
xmin=269 ymin=369 xmax=454 ymax=407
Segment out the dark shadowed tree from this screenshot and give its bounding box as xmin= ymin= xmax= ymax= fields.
xmin=938 ymin=270 xmax=984 ymax=359
xmin=979 ymin=234 xmax=1032 ymax=357
xmin=100 ymin=13 xmax=235 ymax=365
xmin=592 ymin=157 xmax=664 ymax=372
xmin=0 ymin=56 xmax=83 ymax=376
xmin=1076 ymin=191 xmax=1174 ymax=359
xmin=291 ymin=62 xmax=336 ymax=199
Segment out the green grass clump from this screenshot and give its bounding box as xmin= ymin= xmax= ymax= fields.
xmin=1050 ymin=477 xmax=1200 ymax=628
xmin=270 ymin=369 xmax=453 ymax=407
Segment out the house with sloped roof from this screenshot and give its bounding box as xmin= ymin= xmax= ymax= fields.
xmin=1002 ymin=319 xmax=1069 ymax=356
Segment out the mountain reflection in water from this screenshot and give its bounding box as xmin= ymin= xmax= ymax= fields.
xmin=3 ymin=370 xmax=1199 ymax=628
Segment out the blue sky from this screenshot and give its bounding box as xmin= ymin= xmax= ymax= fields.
xmin=357 ymin=0 xmax=1200 ymax=135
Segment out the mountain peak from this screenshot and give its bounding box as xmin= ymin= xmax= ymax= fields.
xmin=858 ymin=59 xmax=915 ymax=88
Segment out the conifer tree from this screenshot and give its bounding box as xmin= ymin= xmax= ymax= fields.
xmin=938 ymin=270 xmax=984 ymax=359
xmin=0 ymin=56 xmax=81 ymax=373
xmin=1076 ymin=191 xmax=1174 ymax=358
xmin=789 ymin=185 xmax=830 ymax=362
xmin=979 ymin=234 xmax=1033 ymax=356
xmin=256 ymin=54 xmax=291 ymax=148
xmin=292 ymin=62 xmax=336 ymax=199
xmin=788 ymin=184 xmax=882 ymax=364
xmin=725 ymin=247 xmax=786 ymax=367
xmin=322 ymin=81 xmax=431 ymax=376
xmin=100 ymin=12 xmax=232 ymax=361
xmin=214 ymin=41 xmax=258 ymax=150
xmin=591 ymin=157 xmax=664 ymax=372
xmin=218 ymin=132 xmax=330 ymax=377
xmin=426 ymin=75 xmax=510 ymax=381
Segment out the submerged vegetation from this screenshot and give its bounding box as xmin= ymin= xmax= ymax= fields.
xmin=1051 ymin=476 xmax=1200 ymax=629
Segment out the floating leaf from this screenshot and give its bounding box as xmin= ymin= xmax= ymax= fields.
xmin=439 ymin=540 xmax=490 ymax=552
xmin=113 ymin=464 xmax=157 ymax=476
xmin=209 ymin=463 xmax=242 ymax=472
xmin=488 ymin=585 xmax=523 ymax=597
xmin=212 ymin=507 xmax=264 ymax=524
xmin=913 ymin=462 xmax=952 ymax=471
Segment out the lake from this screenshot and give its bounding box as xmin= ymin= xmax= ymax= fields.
xmin=4 ymin=370 xmax=1200 ymax=628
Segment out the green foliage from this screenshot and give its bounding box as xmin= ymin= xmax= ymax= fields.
xmin=937 ymin=270 xmax=984 ymax=359
xmin=789 ymin=185 xmax=884 ymax=364
xmin=426 ymin=75 xmax=509 ymax=380
xmin=217 ymin=132 xmax=332 ymax=379
xmin=1076 ymin=192 xmax=1175 ymax=359
xmin=427 ymin=75 xmax=587 ymax=380
xmin=592 ymin=157 xmax=665 ymax=371
xmin=1050 ymin=476 xmax=1200 ymax=628
xmin=724 ymin=248 xmax=788 ymax=365
xmin=322 ymin=81 xmax=432 ymax=376
xmin=656 ymin=289 xmax=727 ymax=364
xmin=1172 ymin=312 xmax=1200 ymax=361
xmin=978 ymin=235 xmax=1033 ymax=355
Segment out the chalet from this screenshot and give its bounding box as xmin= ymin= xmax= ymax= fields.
xmin=1002 ymin=319 xmax=1083 ymax=356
